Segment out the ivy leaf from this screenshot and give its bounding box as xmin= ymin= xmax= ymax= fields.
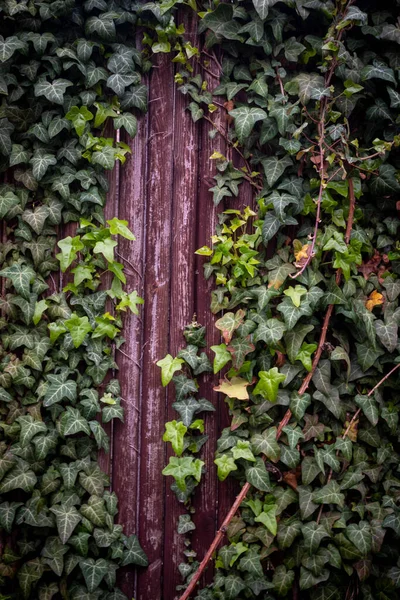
xmin=43 ymin=378 xmax=78 ymax=408
xmin=299 ymin=567 xmax=329 ymax=590
xmin=313 ymin=481 xmax=345 ymax=507
xmin=106 ymin=217 xmax=135 ymax=240
xmin=290 ymin=392 xmax=311 ymax=420
xmin=355 ymin=394 xmax=379 ymax=426
xmin=302 ymin=522 xmax=330 ymax=553
xmin=277 ymin=297 xmax=313 ymax=330
xmin=0 ymin=263 xmax=35 ymax=299
xmin=0 ymin=463 xmax=37 ymax=493
xmin=253 ymin=315 xmax=286 ymax=345
xmin=272 ymin=565 xmax=295 ymax=597
xmin=214 ymin=453 xmax=237 ymax=481
xmin=80 ymin=557 xmax=108 ymax=592
xmin=251 ymin=427 xmax=280 ymax=461
xmin=211 ymin=344 xmax=232 ymax=373
xmin=214 ymin=376 xmax=251 ymax=400
xmin=295 ymin=342 xmax=317 ymax=372
xmin=253 ymin=368 xmax=286 ymax=402
xmin=346 ymin=521 xmax=372 ymax=555
xmin=85 ymin=14 xmax=116 ymax=40
xmin=361 ymin=62 xmax=396 ymax=84
xmin=162 ymin=456 xmax=204 ymax=490
xmin=262 ymin=156 xmax=292 ymax=188
xmin=16 ymin=415 xmax=47 ymax=447
xmin=0 ymin=35 xmax=26 ymax=62
xmin=0 ymin=501 xmax=23 ymax=533
xmin=163 ymin=420 xmax=187 ymax=456
xmin=56 ymin=236 xmax=84 ymax=272
xmin=121 ymin=535 xmax=148 ymax=567
xmin=285 ymin=324 xmax=314 ymax=363
xmin=177 ymin=514 xmax=196 ymax=534
xmin=0 ymin=190 xmax=20 ymax=218
xmin=224 ymin=574 xmax=246 ymax=599
xmin=292 ymin=73 xmax=327 ymax=104
xmin=62 ymin=407 xmax=91 ymax=436
xmin=228 ymin=107 xmax=267 ymax=143
xmin=80 ymin=496 xmax=106 ymax=527
xmin=370 ymin=164 xmax=400 ymax=195
xmin=157 ymin=354 xmax=184 ymax=386
xmin=227 ymin=336 xmax=255 ymax=369
xmin=254 ymin=504 xmax=278 ymax=535
xmin=34 ymin=79 xmax=73 ymax=105
xmin=251 ymin=0 xmax=281 ymax=19
xmin=114 ymin=114 xmax=137 ymax=137
xmin=120 ymin=85 xmax=148 ymax=112
xmin=93 ymin=238 xmax=117 ymax=262
xmin=283 ymin=285 xmax=307 ymax=307
xmin=298 ymin=486 xmax=318 ymax=520
xmin=232 ymin=440 xmax=256 ymax=462
xmin=65 ymin=314 xmax=92 ymax=348
xmin=375 ymin=320 xmax=398 ymax=352
xmin=215 ymin=310 xmax=245 ymax=343
xmin=0 ymin=118 xmax=14 ymax=155
xmin=30 ymin=153 xmax=57 ymax=180
xmin=17 ymin=559 xmax=44 ymax=599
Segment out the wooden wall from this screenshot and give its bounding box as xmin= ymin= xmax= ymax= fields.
xmin=101 ymin=20 xmax=253 ymax=599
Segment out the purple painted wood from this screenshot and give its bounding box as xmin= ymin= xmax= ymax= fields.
xmin=192 ymin=55 xmax=227 ymax=590
xmin=163 ymin=9 xmax=200 ymax=600
xmin=112 ymin=100 xmax=149 ymax=595
xmin=136 ymin=51 xmax=176 ymax=600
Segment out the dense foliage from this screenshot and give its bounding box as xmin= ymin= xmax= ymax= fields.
xmin=157 ymin=1 xmax=400 ymax=599
xmin=0 ymin=1 xmax=174 ymax=598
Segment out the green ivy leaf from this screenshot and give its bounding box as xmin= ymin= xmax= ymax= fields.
xmin=157 ymin=354 xmax=184 ymax=387
xmin=245 ymin=457 xmax=272 ymax=491
xmin=253 ymin=368 xmax=286 ymax=402
xmin=162 ymin=456 xmax=204 ymax=490
xmin=34 ymin=79 xmax=73 ymax=105
xmin=64 ymin=314 xmax=92 ymax=348
xmin=214 ymin=453 xmax=237 ymax=481
xmin=163 ymin=420 xmax=187 ymax=456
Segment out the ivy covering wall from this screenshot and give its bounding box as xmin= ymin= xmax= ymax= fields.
xmin=154 ymin=1 xmax=400 ymax=599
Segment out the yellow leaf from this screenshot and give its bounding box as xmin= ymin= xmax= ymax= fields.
xmin=210 ymin=151 xmax=226 ymax=160
xmin=294 ymin=243 xmax=311 ymax=265
xmin=214 ymin=376 xmax=250 ymax=400
xmin=365 ymin=290 xmax=384 ymax=311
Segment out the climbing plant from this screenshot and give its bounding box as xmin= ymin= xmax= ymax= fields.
xmin=156 ymin=0 xmax=400 ymax=599
xmin=0 ymin=1 xmax=175 ymax=598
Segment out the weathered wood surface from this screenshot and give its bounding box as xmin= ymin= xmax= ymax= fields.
xmin=108 ymin=44 xmax=253 ymax=600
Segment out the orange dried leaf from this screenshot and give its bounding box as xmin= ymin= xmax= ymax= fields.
xmin=365 ymin=290 xmax=384 ymax=311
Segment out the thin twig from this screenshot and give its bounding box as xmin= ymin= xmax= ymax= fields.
xmin=116 ymin=251 xmax=143 ymax=279
xmin=203 ymin=116 xmax=262 ymax=191
xmin=201 ymin=64 xmax=220 ymax=80
xmin=202 ymin=49 xmax=222 ymax=71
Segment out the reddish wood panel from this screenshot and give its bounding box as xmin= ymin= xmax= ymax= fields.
xmin=113 ymin=90 xmax=149 ymax=595
xmin=104 ymin=38 xmax=255 ymax=600
xmin=135 ymin=51 xmax=176 ymax=600
xmin=163 ymin=9 xmax=200 ymax=599
xmin=192 ymin=54 xmax=227 ymax=590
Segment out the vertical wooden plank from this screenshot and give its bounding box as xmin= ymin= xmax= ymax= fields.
xmin=135 ymin=52 xmax=175 ymax=600
xmin=192 ymin=53 xmax=229 ymax=587
xmin=162 ymin=9 xmax=199 ymax=599
xmin=112 ymin=103 xmax=149 ymax=597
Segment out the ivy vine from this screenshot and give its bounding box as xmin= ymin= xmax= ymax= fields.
xmin=156 ymin=0 xmax=400 ymax=599
xmin=0 ymin=1 xmax=171 ymax=598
